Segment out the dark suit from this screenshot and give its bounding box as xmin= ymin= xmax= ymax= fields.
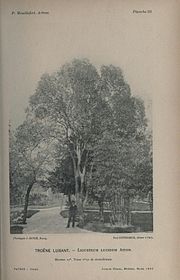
xmin=67 ymin=204 xmax=77 ymax=227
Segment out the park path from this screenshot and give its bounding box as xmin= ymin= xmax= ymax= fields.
xmin=23 ymin=207 xmax=91 ymax=234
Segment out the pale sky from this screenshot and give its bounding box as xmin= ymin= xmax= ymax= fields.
xmin=2 ymin=0 xmax=154 ymax=128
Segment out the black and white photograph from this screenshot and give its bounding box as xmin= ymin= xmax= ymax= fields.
xmin=8 ymin=3 xmax=153 ymax=235
xmin=9 ymin=57 xmax=153 ymax=234
xmin=2 ymin=1 xmax=180 ymax=280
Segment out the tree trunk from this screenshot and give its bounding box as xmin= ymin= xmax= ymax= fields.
xmin=117 ymin=194 xmax=122 ymax=225
xmin=70 ymin=143 xmax=88 ymax=227
xmin=98 ymin=200 xmax=104 ymax=222
xmin=68 ymin=193 xmax=72 ymax=204
xmin=74 ymin=165 xmax=86 ymax=225
xmin=22 ymin=182 xmax=34 ymax=224
xmin=83 ymin=162 xmax=93 ymax=208
xmin=124 ymin=197 xmax=131 ymax=226
xmin=127 ymin=197 xmax=132 ymax=225
xmin=74 ymin=173 xmax=84 ymax=227
xmin=83 ymin=189 xmax=88 ymax=207
xmin=75 ymin=191 xmax=84 ymax=227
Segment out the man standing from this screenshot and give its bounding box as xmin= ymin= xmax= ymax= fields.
xmin=66 ymin=200 xmax=77 ymax=228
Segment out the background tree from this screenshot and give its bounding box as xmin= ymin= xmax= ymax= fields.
xmin=88 ymin=130 xmax=152 ymax=226
xmin=86 ymin=65 xmax=151 ymax=225
xmin=9 ymin=124 xmax=25 ymax=206
xmin=47 ymin=153 xmax=75 ymax=203
xmin=12 ymin=117 xmax=55 ymax=223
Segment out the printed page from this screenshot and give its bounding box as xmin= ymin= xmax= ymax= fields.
xmin=1 ymin=0 xmax=179 ymax=279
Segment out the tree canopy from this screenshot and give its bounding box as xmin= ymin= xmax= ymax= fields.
xmin=10 ymin=58 xmax=152 ymax=226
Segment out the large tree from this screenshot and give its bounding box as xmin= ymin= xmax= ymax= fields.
xmin=85 ymin=65 xmax=151 ymax=225
xmin=11 ymin=117 xmax=55 ymax=223
xmin=28 ymin=59 xmax=109 ymax=225
xmin=22 ymin=58 xmax=150 ymax=226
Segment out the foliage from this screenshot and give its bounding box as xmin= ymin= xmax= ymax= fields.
xmin=9 ymin=117 xmax=56 ymax=222
xmin=10 ymin=58 xmax=152 ymax=226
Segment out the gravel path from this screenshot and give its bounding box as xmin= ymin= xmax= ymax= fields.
xmin=23 ymin=207 xmax=91 ymax=234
